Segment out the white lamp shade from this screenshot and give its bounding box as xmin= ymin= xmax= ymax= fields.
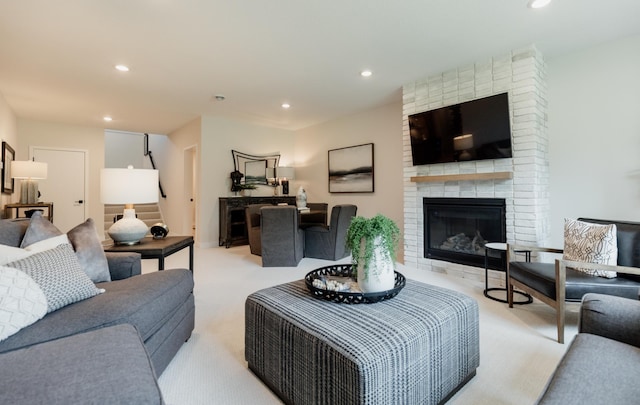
xmin=101 ymin=167 xmax=159 ymax=204
xmin=11 ymin=161 xmax=48 ymax=179
xmin=276 ymin=166 xmax=295 ymax=180
xmin=453 ymin=134 xmax=474 ymax=151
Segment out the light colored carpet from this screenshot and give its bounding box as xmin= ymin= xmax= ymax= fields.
xmin=144 ymin=245 xmax=577 ymax=405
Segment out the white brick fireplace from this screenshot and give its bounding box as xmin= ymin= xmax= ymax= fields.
xmin=403 ymin=45 xmax=550 ymax=281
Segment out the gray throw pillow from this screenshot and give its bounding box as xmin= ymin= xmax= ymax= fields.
xmin=6 ymin=244 xmax=104 ymax=313
xmin=19 ymin=212 xmax=61 ymax=248
xmin=67 ymin=219 xmax=111 ymax=283
xmin=19 ymin=213 xmax=111 ymax=283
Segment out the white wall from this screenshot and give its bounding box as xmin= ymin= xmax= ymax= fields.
xmin=16 ymin=118 xmax=106 ymax=227
xmin=104 ymin=130 xmax=145 ymax=169
xmin=0 ymin=93 xmax=18 ymax=211
xmin=199 ymin=116 xmax=295 ymax=248
xmin=548 ymin=34 xmax=640 ymax=246
xmin=163 ymin=118 xmax=201 ymax=242
xmin=295 ymin=101 xmax=404 ymax=262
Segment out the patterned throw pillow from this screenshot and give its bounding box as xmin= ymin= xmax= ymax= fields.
xmin=0 ymin=267 xmax=48 ymax=341
xmin=563 ymin=218 xmax=618 ymax=278
xmin=6 ymin=244 xmax=104 ymax=313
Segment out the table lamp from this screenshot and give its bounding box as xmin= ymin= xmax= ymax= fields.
xmin=276 ymin=166 xmax=295 ymax=195
xmin=101 ymin=165 xmax=159 ymax=245
xmin=11 ymin=160 xmax=48 ymax=204
xmin=454 ymin=134 xmax=474 ymax=161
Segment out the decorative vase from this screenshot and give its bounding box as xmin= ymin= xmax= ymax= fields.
xmin=356 ymin=236 xmax=395 ymax=293
xmin=296 ymin=186 xmax=307 ymax=209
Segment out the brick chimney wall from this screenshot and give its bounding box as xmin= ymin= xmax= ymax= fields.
xmin=402 ymin=45 xmax=550 ymax=281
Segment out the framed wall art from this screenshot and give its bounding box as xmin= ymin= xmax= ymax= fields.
xmin=328 ymin=143 xmax=374 ymax=193
xmin=1 ymin=141 xmax=15 ymax=194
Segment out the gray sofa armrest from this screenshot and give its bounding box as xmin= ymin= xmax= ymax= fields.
xmin=0 ymin=324 xmax=164 ymax=405
xmin=106 ymin=251 xmax=142 ymax=280
xmin=580 ymin=293 xmax=640 ymax=348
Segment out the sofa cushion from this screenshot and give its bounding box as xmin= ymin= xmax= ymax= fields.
xmin=0 ymin=267 xmax=47 ymax=341
xmin=509 ymin=261 xmax=640 ymax=302
xmin=5 ymin=243 xmax=104 ymax=313
xmin=537 ymin=333 xmax=640 ymax=404
xmin=0 ymin=324 xmax=164 ymax=405
xmin=19 ymin=212 xmax=111 ymax=283
xmin=563 ymin=218 xmax=618 ymax=278
xmin=0 ymin=268 xmax=193 ymax=354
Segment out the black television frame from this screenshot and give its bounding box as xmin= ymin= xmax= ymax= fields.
xmin=408 ymin=93 xmax=512 ymax=166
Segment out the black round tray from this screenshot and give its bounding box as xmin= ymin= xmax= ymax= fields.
xmin=304 ymin=264 xmax=406 ymax=304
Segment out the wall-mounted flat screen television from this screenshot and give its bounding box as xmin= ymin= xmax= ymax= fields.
xmin=408 ymin=92 xmax=512 ymax=166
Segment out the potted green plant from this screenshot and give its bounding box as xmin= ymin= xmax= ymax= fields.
xmin=235 ymin=183 xmax=257 ymax=196
xmin=346 ymin=214 xmax=401 ymax=293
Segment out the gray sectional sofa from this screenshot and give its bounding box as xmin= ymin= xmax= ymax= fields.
xmin=537 ymin=293 xmax=640 ymax=404
xmin=0 ymin=218 xmax=195 ymax=404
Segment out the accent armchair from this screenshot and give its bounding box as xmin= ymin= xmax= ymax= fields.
xmin=303 ymin=204 xmax=357 ymax=260
xmin=537 ymin=293 xmax=640 ymax=404
xmin=506 ymin=218 xmax=640 ymax=343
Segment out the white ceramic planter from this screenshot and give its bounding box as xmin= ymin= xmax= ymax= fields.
xmin=356 ymin=236 xmax=395 ymax=293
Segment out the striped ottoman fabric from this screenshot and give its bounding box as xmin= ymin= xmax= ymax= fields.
xmin=245 ymin=278 xmax=479 ymax=405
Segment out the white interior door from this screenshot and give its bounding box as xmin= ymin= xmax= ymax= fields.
xmin=183 ymin=146 xmax=197 ymax=237
xmin=31 ymin=147 xmax=87 ymax=232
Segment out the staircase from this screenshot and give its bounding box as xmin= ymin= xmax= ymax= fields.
xmin=103 ymin=203 xmax=164 ymax=241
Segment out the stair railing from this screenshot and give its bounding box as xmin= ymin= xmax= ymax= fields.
xmin=144 ymin=133 xmax=167 ymax=198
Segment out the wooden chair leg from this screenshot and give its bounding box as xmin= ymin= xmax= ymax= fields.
xmin=555 ymin=259 xmax=566 ymax=344
xmin=557 ymin=300 xmax=565 ymax=344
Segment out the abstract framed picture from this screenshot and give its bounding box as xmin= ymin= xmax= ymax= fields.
xmin=328 ymin=143 xmax=374 ymax=193
xmin=1 ymin=141 xmax=15 ymax=194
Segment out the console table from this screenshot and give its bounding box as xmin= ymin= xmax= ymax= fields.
xmin=4 ymin=202 xmax=54 ymax=222
xmin=219 ymin=196 xmax=295 ymax=248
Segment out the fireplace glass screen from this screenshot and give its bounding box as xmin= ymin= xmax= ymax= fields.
xmin=424 ymin=198 xmax=506 ymax=269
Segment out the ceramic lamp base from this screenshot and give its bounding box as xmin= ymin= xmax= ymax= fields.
xmin=108 ymin=209 xmax=148 ymax=245
xmin=20 ymin=179 xmax=39 ymax=204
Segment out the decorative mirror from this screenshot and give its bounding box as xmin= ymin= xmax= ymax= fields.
xmin=231 ymin=150 xmax=280 ymax=186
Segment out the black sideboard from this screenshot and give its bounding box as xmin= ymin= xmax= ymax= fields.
xmin=219 ymin=196 xmax=296 ymax=248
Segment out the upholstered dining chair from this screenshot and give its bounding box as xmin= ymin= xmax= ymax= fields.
xmin=506 ymin=218 xmax=640 ymax=343
xmin=245 ymin=204 xmax=269 ymax=256
xmin=303 ymin=204 xmax=357 ymax=260
xmin=260 ymin=206 xmax=305 ymax=267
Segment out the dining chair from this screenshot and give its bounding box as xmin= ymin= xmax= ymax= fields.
xmin=260 ymin=206 xmax=304 ymax=266
xmin=303 ymin=204 xmax=357 ymax=260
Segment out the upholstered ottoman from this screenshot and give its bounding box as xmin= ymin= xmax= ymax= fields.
xmin=245 ymin=278 xmax=479 ymax=405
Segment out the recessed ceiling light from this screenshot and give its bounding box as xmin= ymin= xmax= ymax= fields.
xmin=527 ymin=0 xmax=551 ymax=8
xmin=103 ymin=116 xmax=113 ymax=122
xmin=214 ymin=94 xmax=225 ymax=101
xmin=282 ymin=103 xmax=291 ymax=109
xmin=115 ymin=65 xmax=130 ymax=72
xmin=361 ymin=70 xmax=373 ymax=77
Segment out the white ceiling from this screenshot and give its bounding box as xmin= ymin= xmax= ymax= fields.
xmin=1 ymin=0 xmax=639 ymax=134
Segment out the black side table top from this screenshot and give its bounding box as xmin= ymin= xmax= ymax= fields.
xmin=104 ymin=235 xmax=194 ymax=271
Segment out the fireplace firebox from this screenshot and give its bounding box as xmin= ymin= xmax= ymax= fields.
xmin=424 ymin=198 xmax=506 ymax=270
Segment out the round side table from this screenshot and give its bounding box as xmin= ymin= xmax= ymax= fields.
xmin=484 ymin=242 xmax=532 ymax=304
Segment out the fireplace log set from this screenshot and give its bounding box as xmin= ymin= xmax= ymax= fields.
xmin=439 ymin=231 xmax=487 ymax=255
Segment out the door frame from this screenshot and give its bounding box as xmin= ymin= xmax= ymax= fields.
xmin=183 ymin=144 xmax=198 ymax=241
xmin=29 ymin=146 xmax=89 ymax=226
